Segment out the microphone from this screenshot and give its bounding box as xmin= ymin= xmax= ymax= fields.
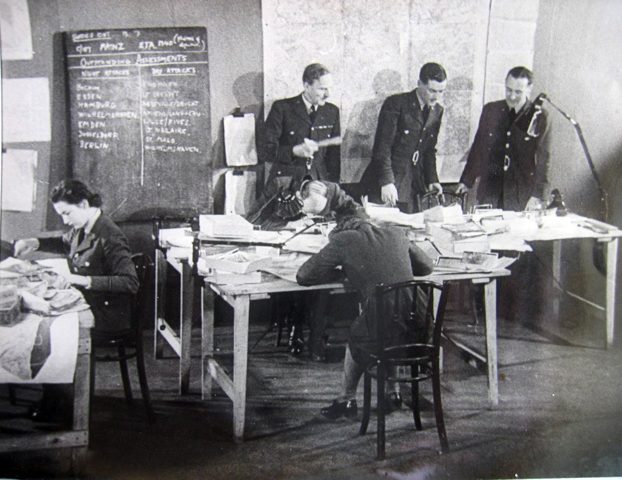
xmin=533 ymin=92 xmax=547 ymax=107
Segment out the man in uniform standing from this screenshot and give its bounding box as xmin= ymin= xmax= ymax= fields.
xmin=361 ymin=62 xmax=447 ymax=213
xmin=456 ymin=66 xmax=550 ymax=210
xmin=260 ymin=63 xmax=341 ymax=183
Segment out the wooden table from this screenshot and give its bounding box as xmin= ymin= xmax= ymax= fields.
xmin=199 ymin=269 xmax=510 ymax=442
xmin=0 ymin=309 xmax=94 ymax=473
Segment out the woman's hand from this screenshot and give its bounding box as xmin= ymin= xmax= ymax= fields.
xmin=13 ymin=238 xmax=39 ymax=258
xmin=68 ymin=274 xmax=91 ymax=289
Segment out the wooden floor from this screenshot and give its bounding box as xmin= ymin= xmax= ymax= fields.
xmin=3 ymin=301 xmax=622 ymax=479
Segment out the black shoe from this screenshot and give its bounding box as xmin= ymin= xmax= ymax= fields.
xmin=384 ymin=392 xmax=403 ymax=414
xmin=288 ymin=325 xmax=305 ymax=356
xmin=321 ymin=399 xmax=357 ymax=420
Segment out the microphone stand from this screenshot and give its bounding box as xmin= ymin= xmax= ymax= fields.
xmin=539 ymin=94 xmax=610 ymax=275
xmin=540 ymin=95 xmax=609 ymax=222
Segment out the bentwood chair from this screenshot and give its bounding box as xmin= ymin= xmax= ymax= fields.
xmin=359 ymin=280 xmax=450 ymax=460
xmin=91 ymin=252 xmax=154 ymax=423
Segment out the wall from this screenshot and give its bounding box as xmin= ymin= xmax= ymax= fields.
xmin=533 ymin=0 xmax=622 ymax=324
xmin=261 ymin=0 xmax=540 ymax=184
xmin=1 ymin=0 xmax=262 ymax=241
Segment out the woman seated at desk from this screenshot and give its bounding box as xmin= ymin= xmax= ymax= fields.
xmin=14 ymin=179 xmax=138 ymax=422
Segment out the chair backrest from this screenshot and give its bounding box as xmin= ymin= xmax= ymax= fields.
xmin=417 ymin=190 xmax=467 ymax=212
xmin=373 ymin=280 xmax=449 ymax=355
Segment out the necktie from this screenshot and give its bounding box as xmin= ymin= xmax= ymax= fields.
xmin=309 ymin=105 xmax=317 ymax=124
xmin=508 ymin=108 xmax=517 ymax=124
xmin=76 ymin=228 xmax=85 ymax=246
xmin=422 ymin=105 xmax=430 ymax=124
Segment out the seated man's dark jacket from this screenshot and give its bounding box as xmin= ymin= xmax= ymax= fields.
xmin=38 ymin=214 xmax=139 ymax=332
xmin=247 ymin=178 xmax=360 ymax=231
xmin=296 ymin=222 xmax=433 ymax=359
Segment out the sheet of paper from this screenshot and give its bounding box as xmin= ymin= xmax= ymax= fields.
xmin=2 ymin=77 xmax=51 ymax=142
xmin=37 ymin=257 xmax=71 ymax=277
xmin=224 ymin=113 xmax=258 ymax=166
xmin=1 ymin=149 xmax=37 ymax=212
xmin=0 ymin=0 xmax=33 ymax=60
xmin=0 ymin=312 xmax=79 ymax=383
xmin=225 ymin=169 xmax=256 ymax=216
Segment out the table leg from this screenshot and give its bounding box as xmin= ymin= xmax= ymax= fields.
xmin=484 ymin=279 xmax=499 ymax=407
xmin=154 ymin=249 xmax=167 ymax=359
xmin=180 ymin=261 xmax=193 ymax=394
xmin=202 ymin=285 xmax=214 ymax=400
xmin=232 ymin=295 xmax=250 ymax=443
xmin=552 ymin=240 xmax=562 ymax=318
xmin=605 ymin=238 xmax=618 ymax=348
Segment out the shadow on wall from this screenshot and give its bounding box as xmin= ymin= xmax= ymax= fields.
xmin=211 ymin=71 xmax=265 ymax=213
xmin=341 ymin=69 xmax=402 ymax=184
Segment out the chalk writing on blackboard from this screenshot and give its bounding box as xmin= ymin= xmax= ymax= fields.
xmin=64 ymin=27 xmax=211 ymax=220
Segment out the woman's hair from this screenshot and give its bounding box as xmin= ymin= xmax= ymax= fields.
xmin=50 ymin=179 xmax=102 ymax=207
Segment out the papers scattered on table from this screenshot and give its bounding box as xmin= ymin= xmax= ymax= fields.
xmin=259 ymin=253 xmax=312 ymax=283
xmin=362 ymin=197 xmax=425 ymax=229
xmin=199 ymin=214 xmax=254 ymax=238
xmin=434 ymin=251 xmax=517 ymax=273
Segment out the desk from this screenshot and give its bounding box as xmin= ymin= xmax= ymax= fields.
xmin=0 ymin=309 xmax=94 ymax=472
xmin=199 ymin=269 xmax=509 ymax=442
xmin=487 ymin=212 xmax=621 ymax=348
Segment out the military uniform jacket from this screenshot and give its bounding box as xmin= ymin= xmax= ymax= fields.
xmin=38 ymin=214 xmax=139 ymax=333
xmin=361 ymin=89 xmax=443 ymax=211
xmin=296 ymin=223 xmax=433 ymax=354
xmin=459 ymin=99 xmax=550 ymax=211
xmin=262 ymin=94 xmax=341 ymax=182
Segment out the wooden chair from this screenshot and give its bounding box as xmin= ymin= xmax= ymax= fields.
xmin=91 ymin=252 xmax=154 ymax=423
xmin=359 ymin=280 xmax=450 ymax=460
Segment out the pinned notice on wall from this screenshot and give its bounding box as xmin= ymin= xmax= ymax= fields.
xmin=2 ymin=78 xmax=51 ymax=142
xmin=0 ymin=0 xmax=33 ymax=60
xmin=1 ymin=149 xmax=37 ymax=212
xmin=224 ymin=113 xmax=258 ymax=166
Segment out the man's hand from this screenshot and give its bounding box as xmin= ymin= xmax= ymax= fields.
xmin=13 ymin=238 xmax=39 ymax=258
xmin=428 ymin=183 xmax=443 ymax=195
xmin=455 ymin=182 xmax=469 ymax=195
xmin=292 ymin=138 xmax=319 ymax=158
xmin=525 ymin=196 xmax=543 ymax=211
xmin=381 ymin=183 xmax=398 ymax=206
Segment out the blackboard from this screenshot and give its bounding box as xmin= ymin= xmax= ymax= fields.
xmin=64 ymin=27 xmax=211 ymax=221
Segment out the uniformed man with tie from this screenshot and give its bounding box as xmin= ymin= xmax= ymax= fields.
xmin=260 ymin=63 xmax=341 ymax=183
xmin=456 ymin=66 xmax=551 ymax=211
xmin=360 ymin=62 xmax=447 ymax=213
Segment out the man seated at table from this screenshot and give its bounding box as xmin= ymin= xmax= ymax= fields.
xmin=296 ymin=208 xmax=434 ymax=418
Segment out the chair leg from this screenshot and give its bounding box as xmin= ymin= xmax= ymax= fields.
xmin=359 ymin=371 xmax=371 ymax=435
xmin=432 ymin=360 xmax=449 ymax=453
xmin=411 ymin=365 xmax=422 ymax=430
xmin=376 ymin=364 xmax=386 ymax=461
xmin=118 ymin=345 xmax=133 ymax=405
xmin=273 ymin=298 xmax=284 ymax=347
xmin=135 ymin=337 xmax=155 ymax=423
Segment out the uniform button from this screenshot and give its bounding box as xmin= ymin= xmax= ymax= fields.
xmin=505 ymin=143 xmax=510 ymax=148
xmin=85 ymin=261 xmax=90 ymax=267
xmin=289 ymin=131 xmax=294 ymax=135
xmin=404 ymin=130 xmax=409 ymax=134
xmin=506 ymin=131 xmax=511 ymax=136
xmin=419 ymin=139 xmax=423 ymax=143
xmin=311 ymin=127 xmax=314 ymax=131
xmin=104 ymin=301 xmax=109 ymax=306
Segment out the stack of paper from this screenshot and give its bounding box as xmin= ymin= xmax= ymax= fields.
xmin=199 ymin=215 xmax=254 ymax=238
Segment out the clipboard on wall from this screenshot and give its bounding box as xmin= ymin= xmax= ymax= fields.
xmin=224 ymin=112 xmax=258 ymax=166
